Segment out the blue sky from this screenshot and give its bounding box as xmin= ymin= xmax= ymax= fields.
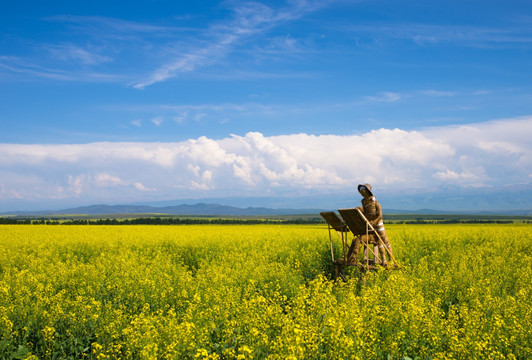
xmin=1 ymin=0 xmax=532 ymax=212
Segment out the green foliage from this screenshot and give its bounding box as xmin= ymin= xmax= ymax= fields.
xmin=0 ymin=217 xmax=324 ymax=225
xmin=0 ymin=224 xmax=530 ymax=359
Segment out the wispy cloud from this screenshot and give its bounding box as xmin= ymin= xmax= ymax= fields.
xmin=133 ymin=0 xmax=332 ymax=88
xmin=420 ymin=89 xmax=457 ymax=97
xmin=45 ymin=15 xmax=186 ymax=37
xmin=3 ymin=2 xmax=330 ymax=86
xmin=0 ymin=15 xmax=193 ymax=83
xmin=363 ymin=91 xmax=403 ymax=103
xmin=151 ymin=117 xmax=164 ymax=126
xmin=0 ymin=56 xmax=73 ymax=80
xmin=0 ymin=56 xmax=125 ymax=82
xmin=3 ymin=2 xmax=531 ymax=87
xmin=108 ymin=101 xmax=283 ymax=121
xmin=47 ymin=44 xmax=112 ymax=65
xmin=340 ymin=22 xmax=532 ymax=48
xmin=104 ymin=87 xmax=486 ymax=127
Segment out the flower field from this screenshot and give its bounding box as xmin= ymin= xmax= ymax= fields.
xmin=0 ymin=224 xmax=530 ymax=359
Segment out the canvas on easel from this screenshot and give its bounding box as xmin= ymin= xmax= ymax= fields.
xmin=319 ymin=211 xmax=348 ymax=264
xmin=338 ymin=207 xmax=399 ymax=269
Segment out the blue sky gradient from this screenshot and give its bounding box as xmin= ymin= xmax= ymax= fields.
xmin=1 ymin=0 xmax=532 ymax=211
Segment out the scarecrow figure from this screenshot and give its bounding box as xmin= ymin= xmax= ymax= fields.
xmin=347 ymin=184 xmax=394 ymax=266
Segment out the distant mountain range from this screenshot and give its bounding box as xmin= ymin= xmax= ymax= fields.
xmin=3 ymin=203 xmax=324 ymax=216
xmin=2 ymin=203 xmax=532 ymax=216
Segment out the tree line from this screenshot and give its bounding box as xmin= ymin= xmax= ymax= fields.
xmin=0 ymin=217 xmax=324 ymax=225
xmin=1 ymin=217 xmax=526 ymax=226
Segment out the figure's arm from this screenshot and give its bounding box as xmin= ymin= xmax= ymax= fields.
xmin=372 ymin=201 xmax=383 ymax=227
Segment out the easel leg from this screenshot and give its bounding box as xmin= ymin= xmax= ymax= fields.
xmin=334 ymin=264 xmax=347 ymax=282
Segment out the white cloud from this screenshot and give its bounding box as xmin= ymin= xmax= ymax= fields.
xmin=421 ymin=90 xmax=456 ymax=97
xmin=151 ymin=117 xmax=164 ymax=126
xmin=477 ymin=140 xmax=521 ymax=154
xmin=95 ymin=173 xmax=124 ymax=185
xmin=433 ymin=170 xmax=477 ymax=181
xmin=193 ymin=113 xmax=207 ymax=122
xmin=132 ymin=0 xmax=330 ymax=88
xmin=0 ymin=116 xmax=531 ymax=204
xmin=134 ymin=182 xmax=155 ymax=191
xmin=0 ymin=55 xmax=125 ymax=83
xmin=343 ymin=22 xmax=532 ymax=48
xmin=48 ymin=44 xmax=112 ymax=65
xmin=94 ymin=174 xmax=157 ymax=192
xmin=173 ymin=112 xmax=188 ymax=123
xmin=363 ymin=91 xmax=403 ymax=103
xmin=68 ymin=175 xmax=83 ymax=195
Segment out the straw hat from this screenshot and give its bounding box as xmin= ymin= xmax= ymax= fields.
xmin=357 ymin=183 xmax=373 ymax=197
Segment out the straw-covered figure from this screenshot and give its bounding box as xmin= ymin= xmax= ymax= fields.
xmin=347 ymin=183 xmax=394 ymax=267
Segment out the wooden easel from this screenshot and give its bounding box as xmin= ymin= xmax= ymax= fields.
xmin=338 ymin=208 xmax=400 ymax=270
xmin=321 ymin=208 xmax=399 ymax=280
xmin=320 ymin=212 xmax=349 ymax=280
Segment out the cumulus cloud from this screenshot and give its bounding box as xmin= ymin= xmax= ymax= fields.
xmin=433 ymin=170 xmax=478 ymax=181
xmin=95 ymin=173 xmax=124 ymax=186
xmin=0 ymin=117 xmax=531 ymax=204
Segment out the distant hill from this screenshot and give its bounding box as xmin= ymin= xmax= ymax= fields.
xmin=384 ymin=208 xmax=532 ymax=216
xmin=5 ymin=203 xmax=325 ymax=216
xmin=2 ymin=203 xmax=531 ymax=217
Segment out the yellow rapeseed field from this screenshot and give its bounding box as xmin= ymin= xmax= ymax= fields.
xmin=0 ymin=224 xmax=530 ymax=359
